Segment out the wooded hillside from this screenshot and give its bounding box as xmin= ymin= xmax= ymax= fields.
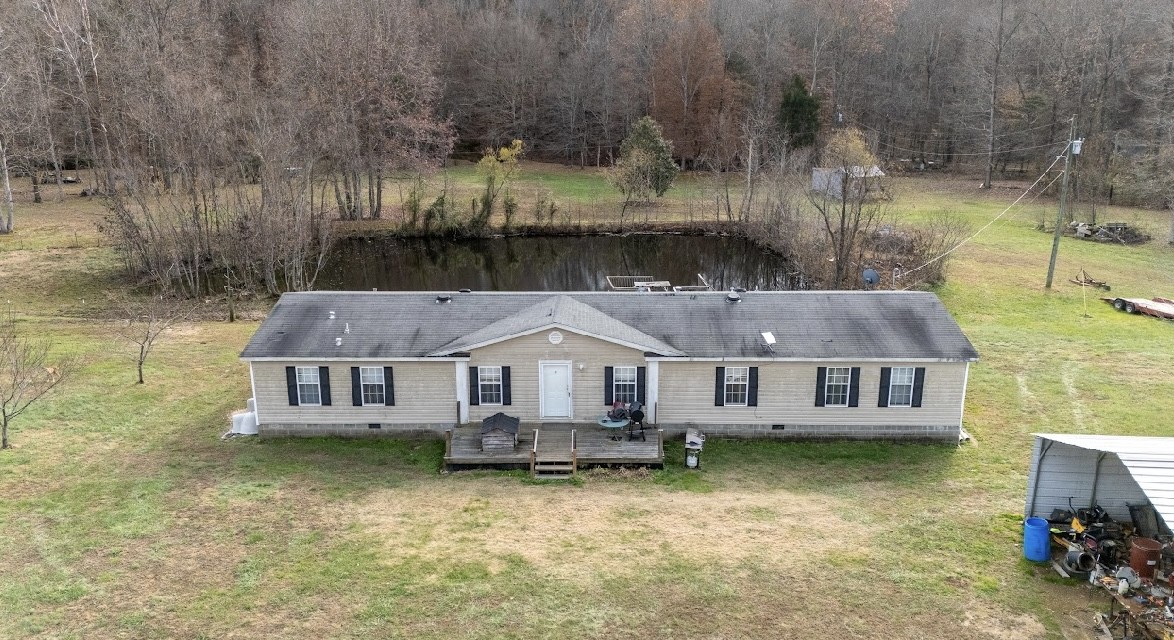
xmin=1 ymin=0 xmax=1172 ymax=207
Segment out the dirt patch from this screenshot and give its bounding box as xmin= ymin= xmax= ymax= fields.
xmin=961 ymin=603 xmax=1047 ymax=639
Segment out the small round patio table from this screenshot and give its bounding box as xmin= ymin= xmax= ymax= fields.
xmin=596 ymin=416 xmax=630 ymax=441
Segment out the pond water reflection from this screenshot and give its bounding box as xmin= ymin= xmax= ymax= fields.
xmin=319 ymin=234 xmax=801 ymax=292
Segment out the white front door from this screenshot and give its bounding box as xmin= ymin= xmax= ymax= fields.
xmin=540 ymin=363 xmax=572 ymax=418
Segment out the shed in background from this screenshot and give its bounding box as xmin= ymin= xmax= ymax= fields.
xmin=1025 ymin=433 xmax=1173 ymax=533
xmin=811 ymin=165 xmax=886 ymax=199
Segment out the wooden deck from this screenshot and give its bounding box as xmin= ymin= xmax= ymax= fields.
xmin=444 ymin=423 xmax=664 ymax=473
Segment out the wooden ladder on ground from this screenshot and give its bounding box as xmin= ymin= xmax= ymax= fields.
xmin=530 ymin=429 xmax=577 ymax=480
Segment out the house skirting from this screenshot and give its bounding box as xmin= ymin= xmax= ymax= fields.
xmin=654 ymin=423 xmax=961 ymax=442
xmin=258 ymin=421 xmax=959 ymax=442
xmin=258 ymin=422 xmax=454 ymax=438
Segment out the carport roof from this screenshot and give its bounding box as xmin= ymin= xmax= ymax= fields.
xmin=1034 ymin=433 xmax=1174 ymax=529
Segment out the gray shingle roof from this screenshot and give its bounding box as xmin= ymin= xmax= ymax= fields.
xmin=240 ymin=291 xmax=979 ymax=361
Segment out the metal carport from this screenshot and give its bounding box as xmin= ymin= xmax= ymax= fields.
xmin=1025 ymin=434 xmax=1173 ymax=532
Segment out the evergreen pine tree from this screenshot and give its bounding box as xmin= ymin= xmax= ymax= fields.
xmin=778 ymin=75 xmax=821 ymax=148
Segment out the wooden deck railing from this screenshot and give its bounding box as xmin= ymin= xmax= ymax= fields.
xmin=571 ymin=429 xmax=577 ymax=475
xmin=529 ymin=429 xmax=538 ymax=475
xmin=444 ymin=430 xmax=453 ymax=458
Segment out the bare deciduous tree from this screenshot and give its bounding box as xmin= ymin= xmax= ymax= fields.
xmin=107 ymin=293 xmax=195 ymax=385
xmin=0 ymin=314 xmax=73 ymax=449
xmin=809 ymin=128 xmax=887 ymax=288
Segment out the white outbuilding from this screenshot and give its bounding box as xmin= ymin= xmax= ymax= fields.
xmin=1025 ymin=433 xmax=1173 ymax=533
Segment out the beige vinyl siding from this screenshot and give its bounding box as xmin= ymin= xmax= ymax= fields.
xmin=469 ymin=331 xmax=645 ymax=422
xmin=252 ymin=361 xmax=458 ymax=425
xmin=656 ymin=361 xmax=967 ymax=426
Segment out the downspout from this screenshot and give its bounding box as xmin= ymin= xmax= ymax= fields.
xmin=958 ymin=361 xmax=972 ymax=431
xmin=248 ymin=362 xmax=260 ymax=425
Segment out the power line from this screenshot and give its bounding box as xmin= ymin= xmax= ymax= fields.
xmin=872 ymin=138 xmax=1067 ymax=158
xmin=894 ymin=148 xmax=1069 ymax=285
xmin=844 ymin=116 xmax=1062 ymax=143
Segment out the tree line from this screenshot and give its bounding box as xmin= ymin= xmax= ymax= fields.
xmin=0 ymin=0 xmax=1171 ymax=293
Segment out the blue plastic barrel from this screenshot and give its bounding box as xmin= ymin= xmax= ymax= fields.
xmin=1023 ymin=517 xmax=1051 ymax=562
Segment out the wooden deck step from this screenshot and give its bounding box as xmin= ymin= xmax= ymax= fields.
xmin=531 ymin=428 xmax=577 ymax=478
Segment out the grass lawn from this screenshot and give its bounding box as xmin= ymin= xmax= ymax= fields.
xmin=0 ymin=167 xmax=1171 ymax=639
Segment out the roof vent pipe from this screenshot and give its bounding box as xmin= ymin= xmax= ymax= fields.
xmin=344 ymin=323 xmax=350 ymax=334
xmin=436 ymin=295 xmax=452 ymax=304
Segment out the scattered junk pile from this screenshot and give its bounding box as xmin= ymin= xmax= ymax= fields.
xmin=1025 ymin=501 xmax=1173 ymax=638
xmin=1070 ymin=221 xmax=1151 ymax=245
xmin=1024 ymin=434 xmax=1174 ymax=638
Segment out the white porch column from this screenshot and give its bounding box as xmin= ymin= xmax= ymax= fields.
xmin=455 ymin=362 xmax=469 ymax=424
xmin=646 ymin=361 xmax=659 ymax=424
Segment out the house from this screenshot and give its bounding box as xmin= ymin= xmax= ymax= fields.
xmin=812 ymin=165 xmax=886 ymax=199
xmin=239 ymin=290 xmax=978 ymax=442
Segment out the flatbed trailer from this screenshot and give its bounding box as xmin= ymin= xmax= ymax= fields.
xmin=1102 ymin=296 xmax=1174 ymax=320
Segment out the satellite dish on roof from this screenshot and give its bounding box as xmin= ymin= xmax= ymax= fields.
xmin=862 ymin=268 xmax=880 ymax=288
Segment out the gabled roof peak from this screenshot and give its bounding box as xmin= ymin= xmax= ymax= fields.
xmin=427 ymin=294 xmax=685 ymax=357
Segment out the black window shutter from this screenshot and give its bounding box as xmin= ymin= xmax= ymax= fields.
xmin=912 ymin=367 xmax=925 ymax=408
xmin=747 ymin=367 xmax=759 ymax=406
xmin=501 ymin=366 xmax=511 ymax=405
xmin=468 ymin=366 xmax=479 ymax=406
xmin=848 ymin=367 xmax=860 ymax=407
xmin=604 ymin=366 xmax=614 ymax=405
xmin=877 ymin=367 xmax=891 ymax=408
xmin=319 ymin=366 xmax=332 ymax=406
xmin=636 ymin=367 xmax=647 ymax=404
xmin=714 ymin=367 xmax=725 ymax=406
xmin=384 ymin=366 xmax=395 ymax=406
xmin=286 ymin=366 xmax=299 ymax=406
xmin=351 ymin=367 xmax=362 ymax=406
xmin=815 ymin=367 xmax=827 ymax=407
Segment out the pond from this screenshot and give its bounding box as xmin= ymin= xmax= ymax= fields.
xmin=318 ymin=234 xmax=802 ymax=292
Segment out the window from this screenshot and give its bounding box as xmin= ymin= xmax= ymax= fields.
xmin=296 ymin=366 xmax=321 ymax=405
xmin=613 ymin=366 xmax=637 ymax=404
xmin=360 ymin=367 xmax=385 ymax=405
xmin=725 ymin=366 xmax=749 ymax=406
xmin=478 ymin=366 xmax=503 ymax=405
xmin=888 ymin=367 xmax=915 ymax=407
xmin=824 ymin=367 xmax=850 ymax=407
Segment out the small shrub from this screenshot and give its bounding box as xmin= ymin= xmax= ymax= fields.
xmin=502 ymin=188 xmax=518 ymax=230
xmin=403 ymin=178 xmax=422 ymax=229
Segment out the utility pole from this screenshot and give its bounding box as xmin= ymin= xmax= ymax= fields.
xmin=1045 ymin=116 xmax=1079 ymax=289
